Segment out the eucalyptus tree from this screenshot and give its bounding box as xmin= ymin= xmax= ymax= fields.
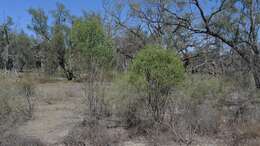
xmin=104 ymin=0 xmax=195 ymax=69
xmin=28 ymin=8 xmax=50 ymax=41
xmin=28 ymin=7 xmax=51 ymax=72
xmin=168 ymin=0 xmax=260 ymax=88
xmin=72 ymin=14 xmax=114 ymax=74
xmin=0 ymin=16 xmax=14 ymax=70
xmin=50 ymin=3 xmax=75 ymax=80
xmin=106 ymin=0 xmax=260 ymax=88
xmin=14 ymin=32 xmax=34 ymax=71
xmin=72 ymin=14 xmax=114 ymax=117
xmin=28 ymin=3 xmax=76 ymax=80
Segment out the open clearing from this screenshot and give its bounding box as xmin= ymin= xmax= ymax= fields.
xmin=15 ymin=82 xmax=85 ymax=145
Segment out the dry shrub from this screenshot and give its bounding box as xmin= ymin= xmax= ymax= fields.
xmin=0 ymin=134 xmax=45 ymax=146
xmin=224 ymin=124 xmax=260 ymax=146
xmin=219 ymin=91 xmax=260 ymax=146
xmin=104 ymin=73 xmax=147 ymax=128
xmin=0 ymin=74 xmax=36 ymax=136
xmin=179 ymin=74 xmax=234 ymax=103
xmin=81 ymin=80 xmax=111 ymax=121
xmin=18 ymin=75 xmax=36 ymax=117
xmin=63 ymin=119 xmax=124 ymax=146
xmin=154 ymin=75 xmax=245 ymax=145
xmin=173 ymin=74 xmax=260 ymax=145
xmin=104 ymin=74 xmax=222 ymax=144
xmin=156 ymin=74 xmax=227 ymax=144
xmin=163 ymin=97 xmax=199 ymax=145
xmin=103 ymin=73 xmax=260 ymax=145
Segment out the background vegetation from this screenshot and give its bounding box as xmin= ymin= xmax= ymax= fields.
xmin=0 ymin=0 xmax=260 ymax=146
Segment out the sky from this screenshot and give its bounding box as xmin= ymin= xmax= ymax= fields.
xmin=0 ymin=0 xmax=104 ymax=33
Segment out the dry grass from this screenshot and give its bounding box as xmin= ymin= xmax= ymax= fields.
xmin=0 ymin=77 xmax=34 ymax=134
xmin=0 ymin=135 xmax=45 ymax=146
xmin=61 ymin=120 xmax=129 ymax=146
xmin=0 ymin=72 xmax=85 ymax=145
xmin=1 ymin=72 xmax=260 ymax=146
xmin=0 ymin=73 xmax=42 ymax=145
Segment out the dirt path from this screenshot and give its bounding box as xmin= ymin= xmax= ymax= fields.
xmin=15 ymin=82 xmax=85 ymax=145
xmin=14 ymin=82 xmax=149 ymax=146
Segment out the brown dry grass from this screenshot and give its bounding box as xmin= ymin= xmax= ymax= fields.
xmin=1 ymin=72 xmax=260 ymax=146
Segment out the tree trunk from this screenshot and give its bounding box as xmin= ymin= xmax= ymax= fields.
xmin=59 ymin=61 xmax=74 ymax=81
xmin=253 ymin=70 xmax=260 ymax=88
xmin=65 ymin=70 xmax=74 ymax=81
xmin=19 ymin=61 xmax=25 ymax=72
xmin=252 ymin=53 xmax=260 ymax=89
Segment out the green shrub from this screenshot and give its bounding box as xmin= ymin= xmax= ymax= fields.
xmin=130 ymin=45 xmax=184 ymax=89
xmin=71 ymin=15 xmax=114 ymax=72
xmin=129 ymin=45 xmax=185 ymax=122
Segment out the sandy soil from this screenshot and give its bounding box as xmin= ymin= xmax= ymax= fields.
xmin=13 ymin=81 xmax=225 ymax=146
xmin=16 ymin=82 xmax=85 ymax=145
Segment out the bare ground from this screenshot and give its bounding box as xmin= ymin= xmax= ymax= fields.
xmin=15 ymin=82 xmax=85 ymax=145
xmin=12 ymin=81 xmax=149 ymax=146
xmin=10 ymin=81 xmax=230 ymax=146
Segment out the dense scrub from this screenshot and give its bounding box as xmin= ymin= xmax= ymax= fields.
xmin=63 ymin=46 xmax=260 ymax=146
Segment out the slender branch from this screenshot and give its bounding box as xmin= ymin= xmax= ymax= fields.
xmin=208 ymin=0 xmax=227 ymax=22
xmin=193 ymin=0 xmax=209 ymax=31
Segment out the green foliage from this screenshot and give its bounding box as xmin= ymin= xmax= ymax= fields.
xmin=105 ymin=45 xmax=185 ymax=123
xmin=50 ymin=25 xmax=65 ymax=66
xmin=28 ymin=8 xmax=49 ymax=39
xmin=129 ymin=45 xmax=185 ymax=91
xmin=128 ymin=45 xmax=185 ymax=122
xmin=15 ymin=32 xmax=34 ymax=70
xmin=51 ymin=2 xmax=71 ymax=25
xmin=72 ymin=15 xmax=114 ymax=71
xmin=179 ymin=74 xmax=234 ymax=104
